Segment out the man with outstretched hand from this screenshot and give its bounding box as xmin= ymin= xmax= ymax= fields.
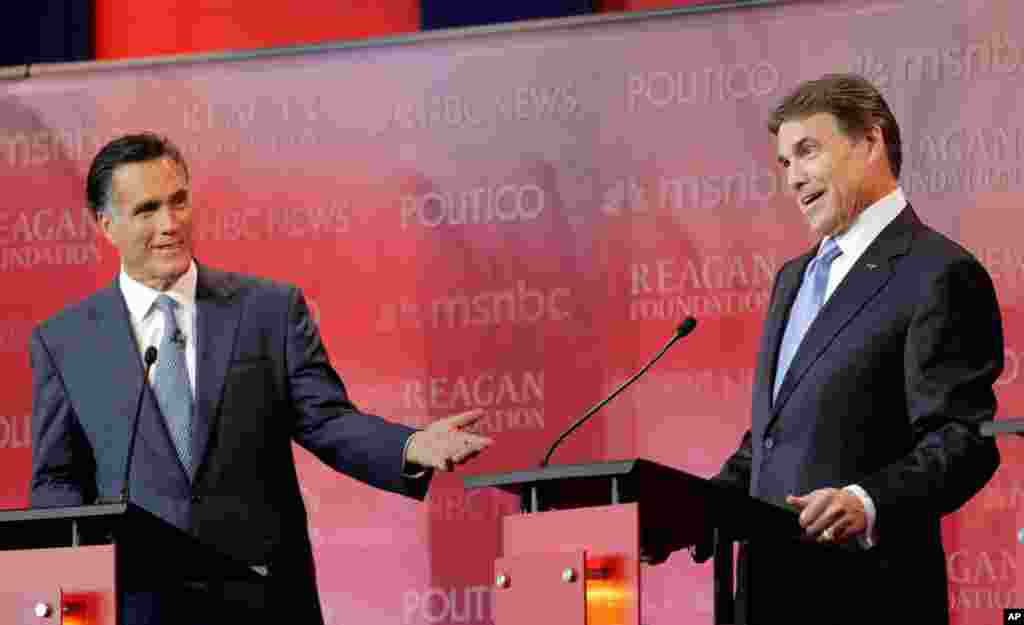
xmin=29 ymin=132 xmax=493 ymax=625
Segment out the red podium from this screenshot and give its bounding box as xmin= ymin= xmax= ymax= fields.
xmin=464 ymin=459 xmax=801 ymax=625
xmin=0 ymin=502 xmax=267 ymax=625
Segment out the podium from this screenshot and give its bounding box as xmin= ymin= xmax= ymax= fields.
xmin=0 ymin=502 xmax=267 ymax=625
xmin=981 ymin=419 xmax=1024 ymax=608
xmin=464 ymin=459 xmax=801 ymax=625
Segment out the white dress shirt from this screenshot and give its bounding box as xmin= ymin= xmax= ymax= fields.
xmin=817 ymin=187 xmax=906 ymax=548
xmin=119 ymin=260 xmax=199 ymax=394
xmin=823 ymin=188 xmax=906 ymax=300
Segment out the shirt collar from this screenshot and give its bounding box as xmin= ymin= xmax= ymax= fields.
xmin=119 ymin=260 xmax=198 ymax=324
xmin=824 ymin=187 xmax=906 ymax=260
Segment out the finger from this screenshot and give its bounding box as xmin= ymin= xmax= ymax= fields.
xmin=829 ymin=518 xmax=853 ymax=543
xmin=464 ymin=434 xmax=494 ymax=447
xmin=820 ymin=515 xmax=855 ymax=544
xmin=806 ymin=503 xmax=844 ymax=537
xmin=798 ymin=491 xmax=834 ymax=528
xmin=440 ymin=409 xmax=485 ymax=430
xmin=785 ymin=494 xmax=809 ymax=511
xmin=451 ymin=449 xmax=482 ymax=465
xmin=806 ymin=500 xmax=844 ymax=535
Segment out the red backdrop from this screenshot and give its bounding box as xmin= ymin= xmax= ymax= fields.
xmin=3 ymin=1 xmax=1024 ymax=623
xmin=94 ymin=0 xmax=420 ymax=59
xmin=92 ymin=0 xmax=709 ymax=60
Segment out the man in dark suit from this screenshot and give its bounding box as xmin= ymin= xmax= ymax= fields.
xmin=699 ymin=74 xmax=1002 ymax=624
xmin=29 ymin=132 xmax=493 ymax=625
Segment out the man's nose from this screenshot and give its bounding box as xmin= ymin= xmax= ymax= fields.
xmin=787 ymin=163 xmax=808 ymax=193
xmin=155 ymin=205 xmax=179 ymax=231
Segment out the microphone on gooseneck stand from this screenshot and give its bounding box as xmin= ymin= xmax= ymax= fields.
xmin=121 ymin=346 xmax=158 ymax=504
xmin=539 ymin=316 xmax=698 ymax=468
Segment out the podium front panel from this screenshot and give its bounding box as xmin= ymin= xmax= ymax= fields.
xmin=0 ymin=590 xmax=61 ymax=625
xmin=502 ymin=503 xmax=640 ymax=625
xmin=495 ymin=550 xmax=586 ymax=625
xmin=0 ymin=545 xmax=116 ymax=625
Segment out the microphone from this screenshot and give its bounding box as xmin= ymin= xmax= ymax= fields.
xmin=121 ymin=346 xmax=158 ymax=503
xmin=171 ymin=329 xmax=186 ymax=349
xmin=540 ymin=317 xmax=697 ymax=467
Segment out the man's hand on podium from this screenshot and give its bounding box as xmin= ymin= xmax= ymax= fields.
xmin=405 ymin=410 xmax=494 ymax=472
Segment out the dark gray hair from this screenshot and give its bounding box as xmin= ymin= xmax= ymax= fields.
xmin=768 ymin=73 xmax=902 ymax=178
xmin=86 ymin=132 xmax=190 ymax=220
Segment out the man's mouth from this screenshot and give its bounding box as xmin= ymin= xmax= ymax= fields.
xmin=801 ymin=191 xmax=825 ymax=210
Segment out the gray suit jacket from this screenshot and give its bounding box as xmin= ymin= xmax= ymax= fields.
xmin=30 ymin=263 xmax=429 ymax=624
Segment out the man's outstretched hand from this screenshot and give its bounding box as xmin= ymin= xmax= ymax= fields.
xmin=405 ymin=410 xmax=494 ymax=472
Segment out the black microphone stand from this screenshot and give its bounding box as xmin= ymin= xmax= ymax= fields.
xmin=540 ymin=317 xmax=697 ymax=467
xmin=121 ymin=346 xmax=158 ymax=503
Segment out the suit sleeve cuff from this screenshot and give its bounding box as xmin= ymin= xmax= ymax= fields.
xmin=845 ymin=484 xmax=878 ymax=549
xmin=401 ymin=431 xmax=429 ymax=479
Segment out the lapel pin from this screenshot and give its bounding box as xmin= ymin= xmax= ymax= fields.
xmin=865 ymin=263 xmax=878 ymax=270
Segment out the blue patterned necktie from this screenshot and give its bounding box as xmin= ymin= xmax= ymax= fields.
xmin=152 ymin=294 xmax=194 ymax=475
xmin=773 ymin=238 xmax=843 ymax=401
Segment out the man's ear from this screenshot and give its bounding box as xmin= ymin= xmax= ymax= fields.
xmin=95 ymin=208 xmax=117 ymax=245
xmin=863 ymin=125 xmax=886 ymax=162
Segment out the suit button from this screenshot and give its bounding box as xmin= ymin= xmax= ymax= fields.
xmin=764 ymin=437 xmax=775 ymax=450
xmin=191 ymin=495 xmax=202 ymax=503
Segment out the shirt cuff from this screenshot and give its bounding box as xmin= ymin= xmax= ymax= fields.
xmin=844 ymin=484 xmax=878 ymax=549
xmin=401 ymin=431 xmax=428 ymax=479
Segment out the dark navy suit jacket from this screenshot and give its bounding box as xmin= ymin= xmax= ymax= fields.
xmin=714 ymin=207 xmax=1002 ymax=624
xmin=30 ymin=263 xmax=428 ymax=624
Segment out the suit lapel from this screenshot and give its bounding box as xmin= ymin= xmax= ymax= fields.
xmin=90 ymin=279 xmax=190 ymax=480
xmin=769 ymin=207 xmax=919 ymax=423
xmin=90 ymin=281 xmax=149 ymax=438
xmin=192 ymin=264 xmax=242 ymax=482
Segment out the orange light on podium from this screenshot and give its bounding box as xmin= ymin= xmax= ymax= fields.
xmin=586 ymin=557 xmax=629 ymax=625
xmin=60 ymin=592 xmax=99 ymax=625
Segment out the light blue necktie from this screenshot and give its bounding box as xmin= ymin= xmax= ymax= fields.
xmin=773 ymin=238 xmax=842 ymax=401
xmin=152 ymin=294 xmax=195 ymax=475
